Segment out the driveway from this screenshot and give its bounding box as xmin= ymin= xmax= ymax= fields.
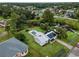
xmin=55 ymin=39 xmax=79 ymax=57
xmin=68 ymin=47 xmax=79 ymax=57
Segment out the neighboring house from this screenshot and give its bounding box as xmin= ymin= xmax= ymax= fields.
xmin=26 ymin=6 xmax=36 ymax=11
xmin=0 ymin=37 xmax=28 ymax=57
xmin=0 ymin=20 xmax=6 ymax=28
xmin=64 ymin=10 xmax=75 ymax=18
xmin=13 ymin=5 xmax=20 ymax=9
xmin=32 ymin=9 xmax=43 ymax=17
xmin=29 ymin=30 xmax=57 ymax=46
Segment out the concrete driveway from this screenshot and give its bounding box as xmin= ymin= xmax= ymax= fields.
xmin=68 ymin=47 xmax=79 ymax=57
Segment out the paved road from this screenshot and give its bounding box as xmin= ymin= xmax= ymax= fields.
xmin=55 ymin=39 xmax=78 ymax=57
xmin=55 ymin=39 xmax=73 ymax=49
xmin=68 ymin=47 xmax=79 ymax=57
xmin=54 ymin=16 xmax=78 ymax=21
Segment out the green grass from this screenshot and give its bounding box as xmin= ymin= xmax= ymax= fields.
xmin=0 ymin=28 xmax=5 ymax=33
xmin=31 ymin=18 xmax=42 ymax=22
xmin=0 ymin=32 xmax=13 ymax=42
xmin=19 ymin=27 xmax=69 ymax=57
xmin=29 ymin=27 xmax=45 ymax=32
xmin=62 ymin=31 xmax=79 ymax=46
xmin=67 ymin=31 xmax=77 ymax=40
xmin=0 ymin=16 xmax=3 ymax=20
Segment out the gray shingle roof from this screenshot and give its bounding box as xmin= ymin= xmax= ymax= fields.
xmin=0 ymin=37 xmax=28 ymax=57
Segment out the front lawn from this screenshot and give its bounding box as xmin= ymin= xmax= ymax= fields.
xmin=19 ymin=27 xmax=69 ymax=57
xmin=62 ymin=31 xmax=79 ymax=46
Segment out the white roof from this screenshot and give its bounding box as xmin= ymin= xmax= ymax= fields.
xmin=29 ymin=30 xmax=49 ymax=46
xmin=35 ymin=32 xmax=49 ymax=43
xmin=29 ymin=30 xmax=57 ymax=46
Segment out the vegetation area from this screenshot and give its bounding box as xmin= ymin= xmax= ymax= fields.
xmin=0 ymin=16 xmax=3 ymax=20
xmin=0 ymin=32 xmax=13 ymax=42
xmin=0 ymin=3 xmax=79 ymax=57
xmin=19 ymin=29 xmax=69 ymax=57
xmin=54 ymin=18 xmax=79 ymax=30
xmin=0 ymin=28 xmax=5 ymax=33
xmin=62 ymin=31 xmax=79 ymax=46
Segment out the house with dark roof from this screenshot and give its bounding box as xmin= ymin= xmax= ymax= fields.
xmin=64 ymin=10 xmax=75 ymax=18
xmin=0 ymin=37 xmax=28 ymax=57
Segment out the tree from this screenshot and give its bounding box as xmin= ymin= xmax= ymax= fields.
xmin=0 ymin=6 xmax=11 ymax=19
xmin=75 ymin=9 xmax=79 ymax=20
xmin=15 ymin=33 xmax=26 ymax=43
xmin=9 ymin=12 xmax=20 ymax=34
xmin=40 ymin=23 xmax=49 ymax=30
xmin=31 ymin=12 xmax=36 ymax=19
xmin=42 ymin=9 xmax=54 ymax=23
xmin=56 ymin=27 xmax=67 ymax=39
xmin=5 ymin=25 xmax=10 ymax=33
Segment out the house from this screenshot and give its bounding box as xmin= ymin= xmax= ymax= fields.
xmin=29 ymin=30 xmax=49 ymax=46
xmin=26 ymin=6 xmax=36 ymax=11
xmin=64 ymin=10 xmax=75 ymax=18
xmin=0 ymin=20 xmax=6 ymax=28
xmin=32 ymin=9 xmax=43 ymax=17
xmin=0 ymin=37 xmax=28 ymax=57
xmin=29 ymin=30 xmax=57 ymax=46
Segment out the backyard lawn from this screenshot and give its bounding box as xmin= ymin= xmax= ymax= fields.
xmin=29 ymin=27 xmax=45 ymax=32
xmin=19 ymin=27 xmax=69 ymax=57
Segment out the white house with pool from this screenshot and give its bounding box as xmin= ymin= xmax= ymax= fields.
xmin=29 ymin=30 xmax=57 ymax=46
